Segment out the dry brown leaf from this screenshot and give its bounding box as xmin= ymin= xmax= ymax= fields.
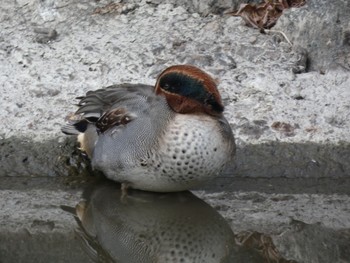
xmin=229 ymin=0 xmax=306 ymax=29
xmin=235 ymin=231 xmax=298 ymax=263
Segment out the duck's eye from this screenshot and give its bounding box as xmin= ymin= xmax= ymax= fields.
xmin=162 ymin=83 xmax=174 ymax=92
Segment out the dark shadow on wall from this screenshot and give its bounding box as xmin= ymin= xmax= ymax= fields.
xmin=230 ymin=141 xmax=350 ymax=178
xmin=0 ymin=137 xmax=349 ymax=193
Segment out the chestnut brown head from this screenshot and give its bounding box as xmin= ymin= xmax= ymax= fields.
xmin=154 ymin=65 xmax=224 ymax=116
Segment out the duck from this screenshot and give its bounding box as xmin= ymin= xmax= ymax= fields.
xmin=62 ymin=65 xmax=235 ymax=192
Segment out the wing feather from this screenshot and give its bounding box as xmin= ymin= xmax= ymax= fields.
xmin=62 ymin=84 xmax=155 ymax=135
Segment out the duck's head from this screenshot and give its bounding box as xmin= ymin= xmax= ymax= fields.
xmin=154 ymin=65 xmax=224 ymax=116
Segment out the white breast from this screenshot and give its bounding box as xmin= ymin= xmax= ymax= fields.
xmin=153 ymin=114 xmax=233 ymax=182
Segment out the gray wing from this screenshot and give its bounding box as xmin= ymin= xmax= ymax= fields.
xmin=62 ymin=83 xmax=173 ymax=165
xmin=62 ymin=83 xmax=165 ymax=135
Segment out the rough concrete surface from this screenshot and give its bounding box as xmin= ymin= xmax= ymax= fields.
xmin=0 ymin=0 xmax=350 ymax=262
xmin=274 ymin=0 xmax=350 ymax=71
xmin=1 ymin=0 xmax=350 ymax=178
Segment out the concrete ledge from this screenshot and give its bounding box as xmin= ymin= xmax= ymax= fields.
xmin=1 ymin=0 xmax=349 ymax=178
xmin=1 ymin=137 xmax=350 ymax=179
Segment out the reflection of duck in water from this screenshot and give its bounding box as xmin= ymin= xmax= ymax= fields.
xmin=63 ymin=181 xmax=239 ymax=263
xmin=62 ymin=65 xmax=235 ymax=192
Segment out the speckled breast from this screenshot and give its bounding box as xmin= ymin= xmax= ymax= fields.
xmin=135 ymin=114 xmax=235 ymax=191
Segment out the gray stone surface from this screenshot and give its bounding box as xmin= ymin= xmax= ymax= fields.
xmin=1 ymin=0 xmax=350 ymax=262
xmin=1 ymin=0 xmax=349 ymax=178
xmin=273 ymin=221 xmax=350 ymax=263
xmin=196 ymin=190 xmax=350 ymax=234
xmin=274 ymin=0 xmax=350 ymax=71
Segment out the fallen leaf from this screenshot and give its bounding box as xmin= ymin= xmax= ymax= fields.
xmin=228 ymin=0 xmax=306 ymax=29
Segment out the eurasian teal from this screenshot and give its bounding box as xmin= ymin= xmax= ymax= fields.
xmin=62 ymin=65 xmax=235 ymax=192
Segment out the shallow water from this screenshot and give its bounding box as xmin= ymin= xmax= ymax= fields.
xmin=61 ymin=179 xmax=287 ymax=263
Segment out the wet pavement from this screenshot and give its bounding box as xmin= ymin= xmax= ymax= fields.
xmin=1 ymin=175 xmax=350 ymax=263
